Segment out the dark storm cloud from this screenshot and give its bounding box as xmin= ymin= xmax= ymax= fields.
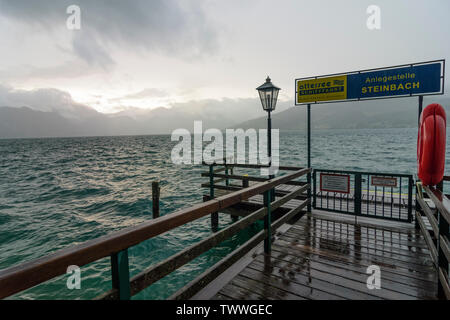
xmin=0 ymin=0 xmax=217 ymax=67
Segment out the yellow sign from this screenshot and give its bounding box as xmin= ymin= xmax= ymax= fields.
xmin=296 ymin=75 xmax=347 ymax=103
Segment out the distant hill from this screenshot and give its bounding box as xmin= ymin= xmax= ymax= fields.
xmin=1 ymin=96 xmax=449 ymax=138
xmin=0 ymin=98 xmax=287 ymax=138
xmin=235 ymin=96 xmax=450 ymax=131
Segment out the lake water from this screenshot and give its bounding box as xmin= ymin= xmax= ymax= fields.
xmin=1 ymin=128 xmax=449 ymax=299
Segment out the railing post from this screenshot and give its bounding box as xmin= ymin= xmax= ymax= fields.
xmin=415 ymin=181 xmax=421 ymax=229
xmin=312 ymin=170 xmax=316 ymax=209
xmin=437 ymin=210 xmax=449 ymax=299
xmin=110 ymin=249 xmax=131 ymax=300
xmin=307 ymin=170 xmax=312 ymax=212
xmin=209 ymin=164 xmax=218 ymax=230
xmin=407 ymin=176 xmax=413 ymax=223
xmin=437 ymin=181 xmax=449 ymax=299
xmin=152 ymin=181 xmax=160 ymax=219
xmin=354 ymin=173 xmax=362 ymax=216
xmin=263 ymin=190 xmax=272 ymax=253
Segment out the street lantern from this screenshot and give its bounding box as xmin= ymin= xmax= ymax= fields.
xmin=256 ymin=76 xmax=280 ymax=201
xmin=256 ymin=76 xmax=280 ymax=112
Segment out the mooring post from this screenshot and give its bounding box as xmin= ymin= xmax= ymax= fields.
xmin=263 ymin=190 xmax=272 ymax=253
xmin=242 ymin=176 xmax=249 ymax=188
xmin=152 ymin=181 xmax=160 ymax=219
xmin=224 ymin=158 xmax=229 ymax=186
xmin=209 ymin=164 xmax=218 ymax=230
xmin=110 ymin=249 xmax=131 ymax=300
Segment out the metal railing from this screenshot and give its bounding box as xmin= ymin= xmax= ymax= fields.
xmin=313 ymin=169 xmax=414 ymax=222
xmin=416 ymin=180 xmax=450 ymax=300
xmin=0 ymin=167 xmax=311 ymax=300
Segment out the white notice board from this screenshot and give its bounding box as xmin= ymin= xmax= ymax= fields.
xmin=320 ymin=173 xmax=350 ymax=194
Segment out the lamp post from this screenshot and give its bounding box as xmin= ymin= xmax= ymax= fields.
xmin=257 ymin=76 xmax=280 ymax=201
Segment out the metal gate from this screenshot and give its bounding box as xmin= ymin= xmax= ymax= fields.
xmin=312 ymin=169 xmax=414 ymax=222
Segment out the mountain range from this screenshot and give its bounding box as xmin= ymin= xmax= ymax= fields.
xmin=0 ymin=96 xmax=449 ymax=138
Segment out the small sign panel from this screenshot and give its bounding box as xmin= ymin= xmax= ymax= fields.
xmin=297 ymin=75 xmax=347 ymax=103
xmin=371 ymin=176 xmax=397 ymax=188
xmin=320 ymin=173 xmax=350 ymax=194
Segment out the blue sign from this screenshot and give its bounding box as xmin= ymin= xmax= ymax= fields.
xmin=295 ymin=61 xmax=444 ymax=105
xmin=347 ymin=63 xmax=442 ymax=100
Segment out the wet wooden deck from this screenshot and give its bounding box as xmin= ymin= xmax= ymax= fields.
xmin=197 ymin=210 xmax=437 ymax=300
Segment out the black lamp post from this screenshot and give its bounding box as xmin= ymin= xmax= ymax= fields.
xmin=257 ymin=76 xmax=280 ymax=200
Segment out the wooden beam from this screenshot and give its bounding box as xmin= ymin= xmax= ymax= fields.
xmin=440 ymin=235 xmax=450 ymax=266
xmin=423 ymin=185 xmax=450 ymax=225
xmin=416 ymin=197 xmax=439 ymax=236
xmin=438 ymin=267 xmax=450 ymax=300
xmin=415 ymin=211 xmax=438 ymax=264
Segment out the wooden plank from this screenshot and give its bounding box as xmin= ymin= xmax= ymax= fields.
xmin=295 ymin=216 xmax=425 ymax=241
xmin=277 ymin=232 xmax=435 ymax=276
xmin=415 ymin=211 xmax=438 ymax=264
xmin=292 ymin=221 xmax=430 ymax=249
xmin=276 ymin=235 xmax=434 ymax=276
xmin=440 ymin=235 xmax=450 ymax=267
xmin=438 ymin=267 xmax=450 ymax=300
xmin=219 ymin=282 xmax=266 ymax=300
xmin=267 ymin=246 xmax=436 ymax=291
xmin=270 ymin=239 xmax=436 ymax=285
xmin=229 ymin=275 xmax=308 ymax=300
xmin=423 ymin=186 xmax=450 ymax=225
xmin=287 ymin=223 xmax=432 ymax=257
xmin=239 ymin=265 xmax=348 ymax=300
xmin=282 ymin=229 xmax=431 ymax=262
xmin=271 ymin=185 xmax=308 ymax=211
xmin=211 ymin=292 xmax=233 ymax=300
xmin=259 ymin=250 xmax=435 ymax=299
xmin=417 ymin=197 xmax=439 ymax=236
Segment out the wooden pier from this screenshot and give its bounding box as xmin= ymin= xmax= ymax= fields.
xmin=0 ymin=163 xmax=448 ymax=300
xmin=197 ymin=211 xmax=436 ymax=300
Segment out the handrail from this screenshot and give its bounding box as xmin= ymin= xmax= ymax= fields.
xmin=416 ymin=183 xmax=450 ymax=300
xmin=202 ymin=161 xmax=305 ymax=171
xmin=423 ymin=185 xmax=450 ymax=225
xmin=0 ymin=167 xmax=311 ymax=299
xmin=97 ymin=183 xmax=310 ymax=300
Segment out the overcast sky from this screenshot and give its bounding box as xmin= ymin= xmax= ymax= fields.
xmin=0 ymin=0 xmax=449 ymax=114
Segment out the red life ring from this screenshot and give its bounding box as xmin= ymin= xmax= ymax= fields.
xmin=417 ymin=103 xmax=446 ymax=186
